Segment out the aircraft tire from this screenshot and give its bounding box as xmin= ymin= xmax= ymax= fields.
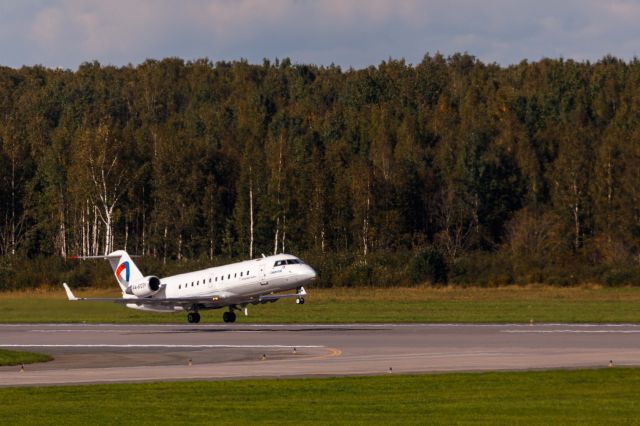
xmin=187 ymin=312 xmax=195 ymax=323
xmin=297 ymin=297 xmax=305 ymax=305
xmin=193 ymin=312 xmax=201 ymax=323
xmin=223 ymin=311 xmax=236 ymax=323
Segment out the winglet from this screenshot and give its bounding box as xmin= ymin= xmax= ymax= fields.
xmin=63 ymin=283 xmax=77 ymax=301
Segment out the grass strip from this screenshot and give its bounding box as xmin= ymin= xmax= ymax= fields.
xmin=0 ymin=286 xmax=640 ymax=323
xmin=0 ymin=349 xmax=52 ymax=366
xmin=0 ymin=369 xmax=638 ymax=425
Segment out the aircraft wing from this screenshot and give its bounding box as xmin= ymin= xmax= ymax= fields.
xmin=63 ymin=283 xmax=234 ymax=309
xmin=63 ymin=283 xmax=306 ymax=310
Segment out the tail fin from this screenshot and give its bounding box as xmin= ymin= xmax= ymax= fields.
xmin=70 ymin=250 xmax=144 ymax=293
xmin=107 ymin=250 xmax=144 ymax=292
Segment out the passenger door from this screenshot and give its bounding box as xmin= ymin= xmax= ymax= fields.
xmin=259 ymin=261 xmax=268 ymax=286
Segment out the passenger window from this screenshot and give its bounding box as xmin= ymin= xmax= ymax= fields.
xmin=221 ymin=276 xmax=224 ymax=281
xmin=215 ymin=277 xmax=218 ymax=282
xmin=247 ymin=270 xmax=249 ymax=275
xmin=197 ymin=281 xmax=199 ymax=285
xmin=179 ymin=285 xmax=181 ymax=289
xmin=240 ymin=272 xmax=243 ymax=277
xmin=228 ymin=274 xmax=230 ymax=279
xmin=234 ymin=273 xmax=237 ymax=278
xmin=209 ymin=278 xmax=211 ymax=283
xmin=191 ymin=282 xmax=194 ymax=287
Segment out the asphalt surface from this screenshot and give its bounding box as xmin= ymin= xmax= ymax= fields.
xmin=1 ymin=323 xmax=640 ymax=386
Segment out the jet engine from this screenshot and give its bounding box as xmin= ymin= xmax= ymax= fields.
xmin=127 ymin=276 xmax=162 ymax=297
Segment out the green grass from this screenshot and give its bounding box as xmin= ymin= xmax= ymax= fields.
xmin=0 ymin=349 xmax=52 ymax=366
xmin=0 ymin=369 xmax=638 ymax=424
xmin=1 ymin=285 xmax=640 ymax=323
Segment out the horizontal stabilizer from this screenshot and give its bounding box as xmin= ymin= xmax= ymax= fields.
xmin=69 ymin=254 xmax=139 ymax=260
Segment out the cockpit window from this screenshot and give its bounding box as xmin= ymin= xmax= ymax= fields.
xmin=275 ymin=259 xmax=301 ymax=266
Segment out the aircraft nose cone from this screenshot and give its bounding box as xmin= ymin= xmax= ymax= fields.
xmin=304 ymin=266 xmax=317 ymax=281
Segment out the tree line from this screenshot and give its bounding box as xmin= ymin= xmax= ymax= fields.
xmin=2 ymin=54 xmax=640 ymax=288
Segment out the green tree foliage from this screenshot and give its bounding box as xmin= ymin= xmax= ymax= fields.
xmin=409 ymin=246 xmax=448 ymax=284
xmin=3 ymin=55 xmax=640 ymax=287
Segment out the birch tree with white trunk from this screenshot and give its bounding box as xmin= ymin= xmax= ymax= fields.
xmin=83 ymin=123 xmax=130 ymax=256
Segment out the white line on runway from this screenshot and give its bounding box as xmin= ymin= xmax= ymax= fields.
xmin=29 ymin=329 xmax=269 ymax=333
xmin=502 ymin=330 xmax=640 ymax=334
xmin=30 ymin=330 xmax=128 ymax=333
xmin=0 ymin=344 xmax=323 ymax=348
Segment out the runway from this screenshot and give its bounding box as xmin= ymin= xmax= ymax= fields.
xmin=1 ymin=323 xmax=640 ymax=386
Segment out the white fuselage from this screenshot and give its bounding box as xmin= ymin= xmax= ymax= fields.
xmin=125 ymin=253 xmax=316 ymax=312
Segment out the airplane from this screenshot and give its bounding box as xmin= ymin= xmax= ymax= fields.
xmin=62 ymin=250 xmax=317 ymax=324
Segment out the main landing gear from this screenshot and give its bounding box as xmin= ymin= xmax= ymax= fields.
xmin=222 ymin=311 xmax=236 ymax=322
xmin=187 ymin=312 xmax=201 ymax=324
xmin=222 ymin=311 xmax=237 ymax=323
xmin=296 ymin=297 xmax=305 ymax=305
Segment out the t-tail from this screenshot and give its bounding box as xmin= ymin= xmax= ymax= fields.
xmin=70 ymin=250 xmax=153 ymax=295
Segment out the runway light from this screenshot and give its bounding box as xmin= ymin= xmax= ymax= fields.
xmin=388 ymin=367 xmax=393 ymax=373
xmin=529 ymin=319 xmax=534 ymax=326
xmin=293 ymin=347 xmax=297 ymax=355
xmin=609 ymin=360 xmax=614 ymax=368
xmin=19 ymin=364 xmax=24 ymax=373
xmin=261 ymin=354 xmax=267 ymax=361
xmin=188 ymin=359 xmax=192 ymax=367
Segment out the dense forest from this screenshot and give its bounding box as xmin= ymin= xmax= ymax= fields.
xmin=2 ymin=54 xmax=640 ymax=289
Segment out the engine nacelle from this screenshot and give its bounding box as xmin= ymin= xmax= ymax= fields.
xmin=127 ymin=276 xmax=162 ymax=297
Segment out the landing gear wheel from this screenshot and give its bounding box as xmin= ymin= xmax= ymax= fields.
xmin=296 ymin=297 xmax=305 ymax=305
xmin=223 ymin=311 xmax=237 ymax=323
xmin=187 ymin=312 xmax=201 ymax=324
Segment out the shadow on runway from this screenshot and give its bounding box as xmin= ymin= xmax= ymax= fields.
xmin=129 ymin=325 xmax=387 ymax=335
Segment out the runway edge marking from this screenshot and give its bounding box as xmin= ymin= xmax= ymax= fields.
xmin=0 ymin=344 xmax=324 ymax=349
